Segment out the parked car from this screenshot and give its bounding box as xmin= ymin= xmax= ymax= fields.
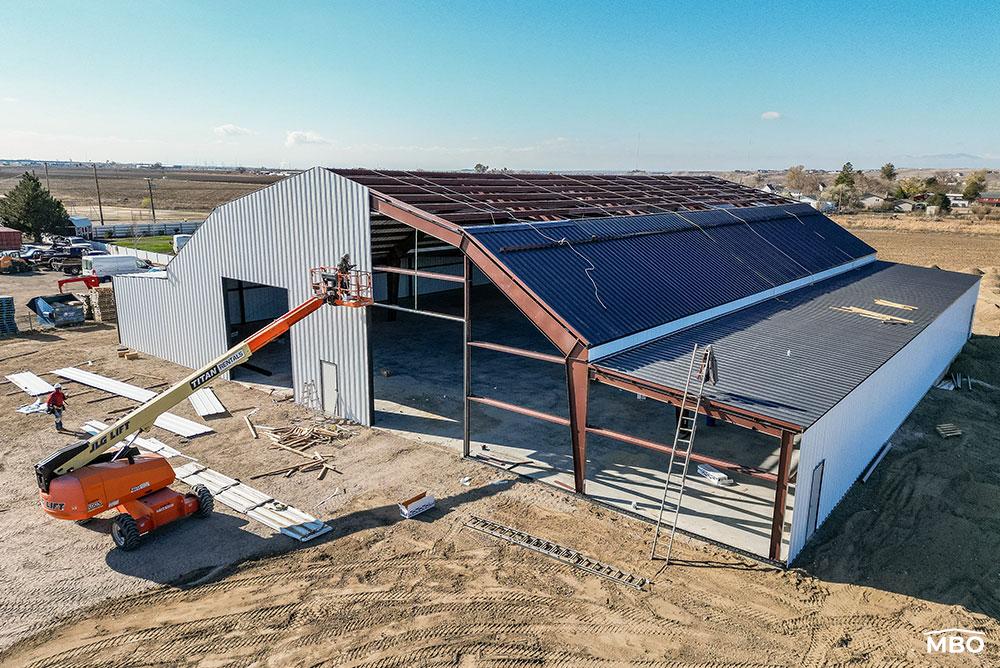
xmin=52 ymin=236 xmax=91 ymax=248
xmin=81 ymin=254 xmax=151 ymax=281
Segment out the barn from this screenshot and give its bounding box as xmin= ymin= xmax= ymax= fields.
xmin=114 ymin=168 xmax=979 ymax=564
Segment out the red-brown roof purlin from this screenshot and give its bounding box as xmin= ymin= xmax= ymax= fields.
xmin=330 ymin=169 xmax=790 ymax=225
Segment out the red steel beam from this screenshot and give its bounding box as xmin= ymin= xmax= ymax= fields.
xmin=468 ymin=340 xmax=564 ymax=364
xmin=374 ymin=195 xmax=586 ymax=357
xmin=590 ymin=367 xmax=802 ymax=438
xmin=467 ymin=394 xmax=570 ymax=427
xmin=566 ymin=349 xmax=589 ymax=493
xmin=372 ymin=265 xmax=465 ymax=284
xmin=585 ymin=425 xmax=778 ymax=483
xmin=769 ymin=431 xmax=796 ymax=561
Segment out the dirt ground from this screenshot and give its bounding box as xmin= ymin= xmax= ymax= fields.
xmin=1 ymin=227 xmax=999 ymax=666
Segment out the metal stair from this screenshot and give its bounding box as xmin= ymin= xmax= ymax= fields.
xmin=650 ymin=344 xmax=716 ymax=563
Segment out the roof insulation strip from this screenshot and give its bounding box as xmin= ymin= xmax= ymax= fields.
xmin=53 ymin=367 xmax=213 ymax=438
xmin=189 ymin=388 xmax=227 ymax=417
xmin=82 ymin=420 xmax=184 ymax=459
xmin=173 ymin=462 xmax=332 ymax=542
xmin=5 ymin=372 xmax=55 ymax=396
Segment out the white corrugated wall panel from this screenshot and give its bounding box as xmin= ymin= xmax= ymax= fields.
xmin=114 ymin=168 xmax=372 ymax=424
xmin=788 ymin=282 xmax=979 ymax=563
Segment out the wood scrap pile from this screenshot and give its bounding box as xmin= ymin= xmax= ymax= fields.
xmin=252 ymin=423 xmax=356 ymax=481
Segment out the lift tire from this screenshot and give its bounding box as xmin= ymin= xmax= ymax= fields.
xmin=111 ymin=514 xmax=141 ymax=551
xmin=192 ymin=484 xmax=214 ymax=518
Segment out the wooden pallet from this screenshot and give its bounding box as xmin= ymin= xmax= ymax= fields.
xmin=936 ymin=423 xmax=963 ymax=438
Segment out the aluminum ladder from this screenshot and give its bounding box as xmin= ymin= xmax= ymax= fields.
xmin=650 ymin=344 xmax=715 ymax=563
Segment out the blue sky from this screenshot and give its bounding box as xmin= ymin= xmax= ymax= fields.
xmin=1 ymin=1 xmax=997 ymax=171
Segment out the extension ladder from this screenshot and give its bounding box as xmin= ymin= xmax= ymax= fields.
xmin=650 ymin=344 xmax=716 ymax=563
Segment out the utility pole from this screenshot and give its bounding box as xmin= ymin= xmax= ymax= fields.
xmin=144 ymin=177 xmax=157 ymax=224
xmin=44 ymin=162 xmax=51 ymax=190
xmin=93 ymin=164 xmax=105 ymax=225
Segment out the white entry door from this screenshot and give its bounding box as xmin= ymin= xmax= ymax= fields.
xmin=320 ymin=361 xmax=339 ymax=417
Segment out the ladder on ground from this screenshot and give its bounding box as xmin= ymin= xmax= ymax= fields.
xmin=650 ymin=343 xmax=716 ymax=563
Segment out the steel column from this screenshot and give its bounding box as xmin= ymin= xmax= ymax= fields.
xmin=566 ymin=348 xmax=590 ymax=494
xmin=463 ymin=256 xmax=472 ymax=457
xmin=769 ymin=430 xmax=795 ymax=561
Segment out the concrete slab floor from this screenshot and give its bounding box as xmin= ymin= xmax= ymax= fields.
xmin=371 ymin=284 xmax=796 ymax=561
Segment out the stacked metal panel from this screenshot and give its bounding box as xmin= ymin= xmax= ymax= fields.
xmin=0 ymin=296 xmax=18 ymax=335
xmin=173 ymin=462 xmax=332 ymax=542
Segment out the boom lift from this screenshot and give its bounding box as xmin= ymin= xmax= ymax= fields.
xmin=34 ymin=267 xmax=372 ymax=550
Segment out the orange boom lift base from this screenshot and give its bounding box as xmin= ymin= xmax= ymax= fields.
xmin=35 ymin=268 xmax=372 ymax=550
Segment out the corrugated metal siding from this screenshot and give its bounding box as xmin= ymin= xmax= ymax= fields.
xmin=115 ymin=168 xmax=372 ymax=424
xmin=788 ymin=282 xmax=978 ymax=563
xmin=596 ymin=262 xmax=980 ymax=429
xmin=465 ymin=204 xmax=876 ymax=345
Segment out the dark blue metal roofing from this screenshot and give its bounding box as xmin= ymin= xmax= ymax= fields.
xmin=465 ymin=203 xmax=876 ymax=345
xmin=595 ymin=261 xmax=980 ymax=429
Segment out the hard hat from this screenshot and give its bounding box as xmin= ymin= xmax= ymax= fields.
xmin=54 ymin=383 xmax=62 ymax=389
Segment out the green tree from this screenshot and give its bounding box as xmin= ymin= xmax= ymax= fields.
xmin=927 ymin=193 xmax=951 ymax=212
xmin=880 ymin=163 xmax=897 ymax=181
xmin=963 ymin=170 xmax=988 ymax=202
xmin=473 ymin=163 xmax=489 ymax=173
xmin=0 ymin=172 xmax=70 ymax=242
xmin=834 ymin=162 xmax=856 ymax=188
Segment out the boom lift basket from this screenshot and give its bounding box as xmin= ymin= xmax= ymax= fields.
xmin=310 ymin=267 xmax=374 ymax=307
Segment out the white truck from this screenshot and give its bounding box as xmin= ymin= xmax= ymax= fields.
xmin=81 ymin=255 xmax=152 ymax=281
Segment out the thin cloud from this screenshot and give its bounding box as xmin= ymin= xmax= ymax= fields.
xmin=2 ymin=96 xmax=19 ymax=103
xmin=761 ymin=111 xmax=782 ymax=121
xmin=213 ymin=123 xmax=254 ymax=137
xmin=285 ymin=130 xmax=331 ymax=147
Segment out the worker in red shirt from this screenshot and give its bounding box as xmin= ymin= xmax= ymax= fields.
xmin=46 ymin=383 xmax=67 ymax=431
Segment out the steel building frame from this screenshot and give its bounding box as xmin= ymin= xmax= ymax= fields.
xmin=366 ymin=184 xmax=800 ymax=561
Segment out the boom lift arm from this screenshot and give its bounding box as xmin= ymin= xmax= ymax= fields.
xmin=35 ymin=266 xmax=372 ymax=494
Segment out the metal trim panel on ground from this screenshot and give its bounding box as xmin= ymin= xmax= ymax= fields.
xmin=189 ymin=388 xmax=226 ymax=417
xmin=463 ymin=204 xmax=876 ymax=346
xmin=5 ymin=372 xmax=54 ymax=396
xmin=595 ymin=262 xmax=980 ymax=430
xmin=52 ymin=367 xmax=213 ymax=438
xmin=173 ymin=462 xmax=332 ymax=542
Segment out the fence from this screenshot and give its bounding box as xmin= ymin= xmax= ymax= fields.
xmin=92 ymin=220 xmax=203 ymax=239
xmin=90 ymin=240 xmax=174 ymax=266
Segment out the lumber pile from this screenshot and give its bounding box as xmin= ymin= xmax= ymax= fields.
xmin=253 ymin=423 xmax=356 ymax=480
xmin=90 ymin=286 xmax=117 ymax=323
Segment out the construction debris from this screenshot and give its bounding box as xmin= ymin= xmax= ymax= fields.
xmin=399 ymin=492 xmax=435 ymax=518
xmin=464 ymin=515 xmax=650 ymax=591
xmin=90 ymin=286 xmax=117 ymax=323
xmin=936 ymin=423 xmax=963 ymax=438
xmin=696 ymin=463 xmax=735 ymax=486
xmin=253 ymin=422 xmax=353 ymax=479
